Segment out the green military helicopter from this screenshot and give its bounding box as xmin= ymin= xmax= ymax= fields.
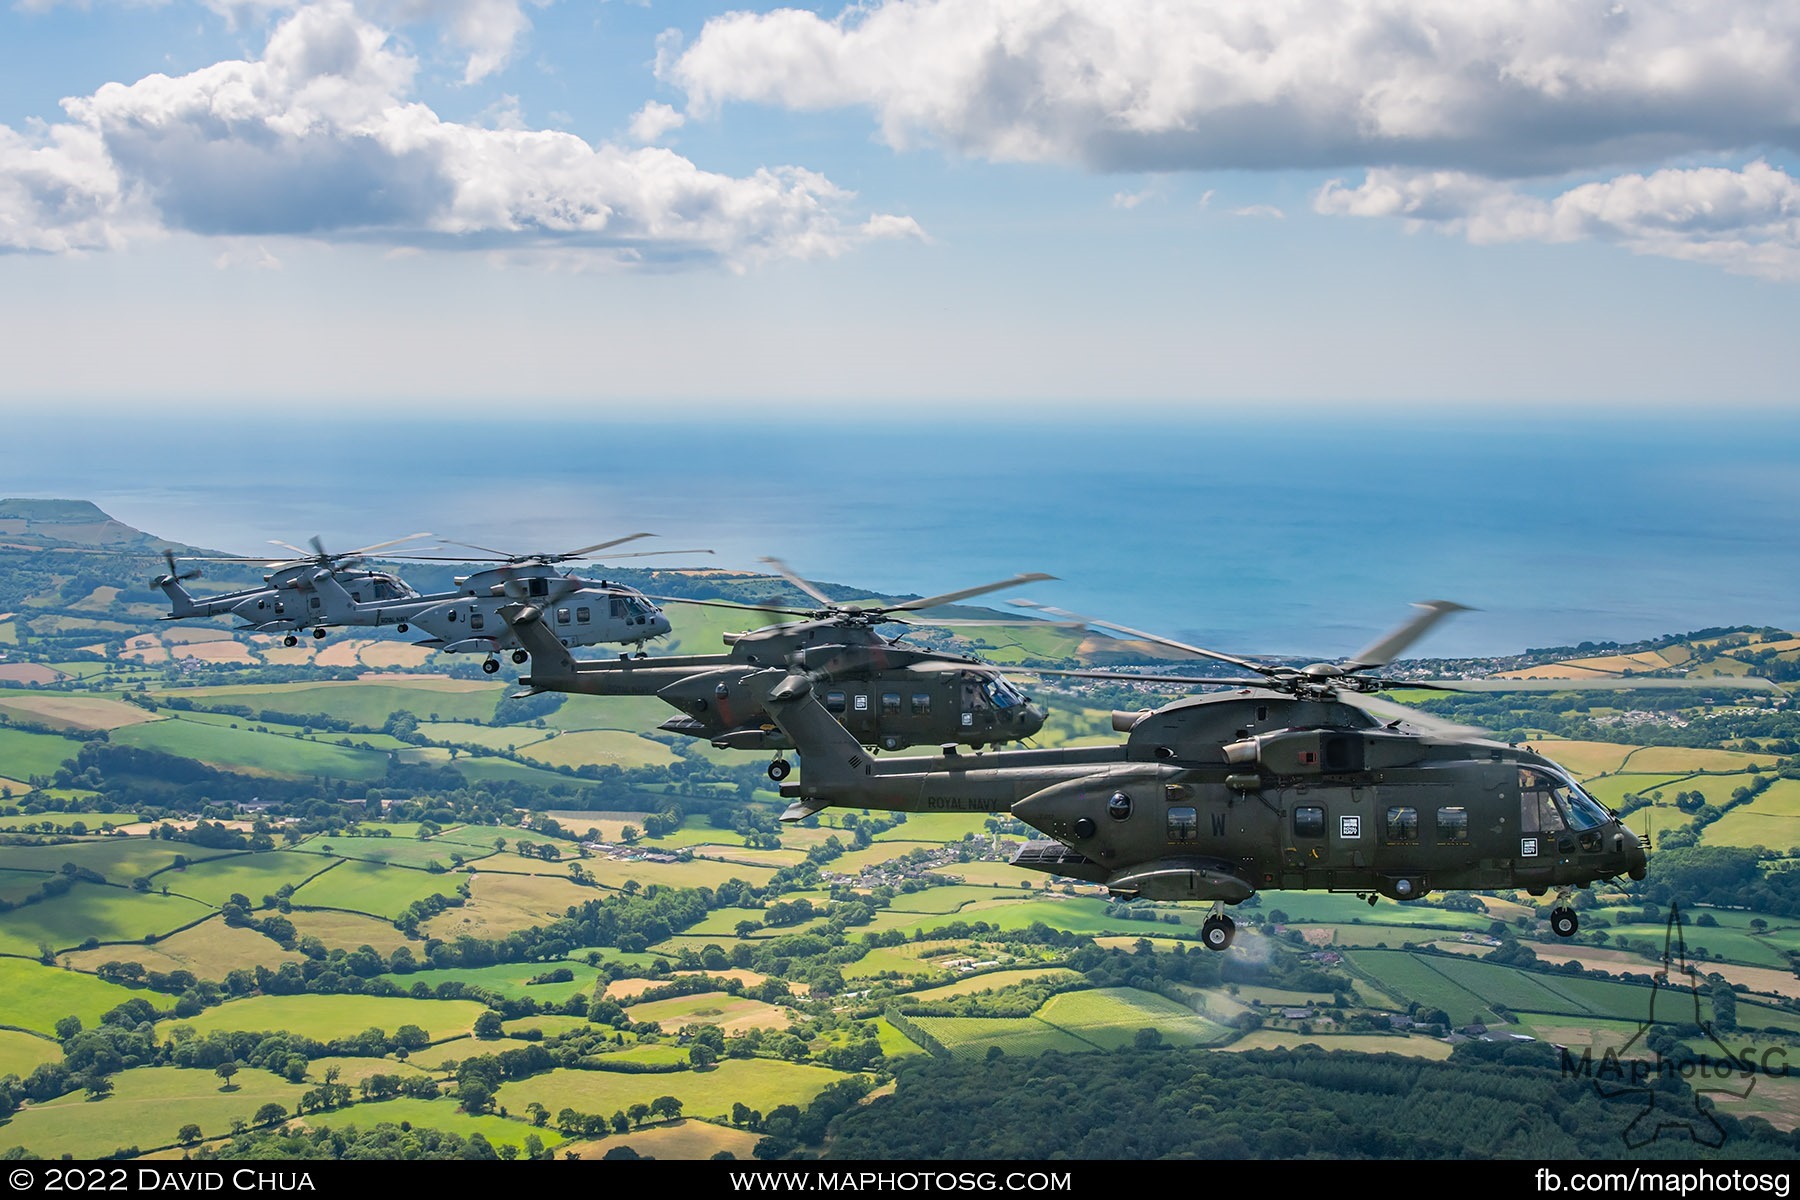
xmin=740 ymin=600 xmax=1663 ymax=950
xmin=500 ymin=558 xmax=1067 ymax=779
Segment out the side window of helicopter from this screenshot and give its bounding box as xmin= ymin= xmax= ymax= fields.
xmin=825 ymin=691 xmax=847 ymax=714
xmin=1293 ymin=806 xmax=1325 ymax=838
xmin=1167 ymin=807 xmax=1198 ymax=842
xmin=576 ymin=607 xmax=591 ymax=624
xmin=556 ymin=608 xmax=571 ymax=625
xmin=610 ymin=596 xmax=627 ymax=619
xmin=1436 ymin=807 xmax=1469 ymax=844
xmin=350 ymin=591 xmax=364 ymax=603
xmin=1519 ymin=770 xmax=1566 ymax=833
xmin=529 ymin=578 xmax=548 ymax=598
xmin=309 ymin=595 xmax=322 ymax=610
xmin=1383 ymin=806 xmax=1419 ymax=843
xmin=470 ymin=612 xmax=485 ymax=631
xmin=911 ymin=693 xmax=931 ymax=715
xmin=880 ymin=693 xmax=901 ymax=716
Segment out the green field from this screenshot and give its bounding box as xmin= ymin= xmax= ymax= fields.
xmin=0 ymin=811 xmax=141 ymax=832
xmin=0 ymin=725 xmax=82 ymax=779
xmin=900 ymin=967 xmax=1080 ymax=1002
xmin=112 ymin=717 xmax=391 ymax=780
xmin=290 ymin=859 xmax=466 ymax=919
xmin=0 ymin=882 xmax=214 ymax=959
xmin=387 ymin=961 xmax=604 ymax=1003
xmin=519 ymin=729 xmax=679 ymax=770
xmin=296 ymin=1096 xmax=568 ymax=1152
xmin=1703 ymin=779 xmax=1800 ymax=851
xmin=0 ymin=1028 xmax=61 ymax=1076
xmin=624 ymin=992 xmax=793 ymax=1034
xmin=0 ymin=956 xmax=150 ymax=1035
xmin=296 ymin=835 xmax=480 ymax=871
xmin=493 ymin=1058 xmax=856 ymax=1122
xmin=158 ymin=680 xmax=503 ymax=727
xmin=162 ymin=850 xmax=334 ymax=906
xmin=0 ymin=1065 xmax=311 ymax=1159
xmin=1034 ymin=986 xmax=1229 ymax=1048
xmin=905 ymin=1014 xmax=1096 ymax=1058
xmin=162 ymin=994 xmax=490 ymax=1043
xmin=0 ymin=837 xmax=237 ymax=881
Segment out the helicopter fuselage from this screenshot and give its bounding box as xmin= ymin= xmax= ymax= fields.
xmin=508 ymin=608 xmax=1048 ymax=752
xmin=766 ymin=682 xmax=1647 ymax=908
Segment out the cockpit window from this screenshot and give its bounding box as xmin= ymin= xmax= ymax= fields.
xmin=983 ymin=679 xmax=1025 ymax=709
xmin=1520 ymin=767 xmax=1610 ymax=833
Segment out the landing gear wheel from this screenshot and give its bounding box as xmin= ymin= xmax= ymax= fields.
xmin=283 ymin=635 xmax=298 ymax=647
xmin=313 ymin=627 xmax=327 ymax=639
xmin=482 ymin=658 xmax=500 ymax=675
xmin=396 ymin=623 xmax=408 ymax=633
xmin=512 ymin=650 xmax=528 ymax=664
xmin=767 ymin=759 xmax=791 ymax=782
xmin=1201 ymin=915 xmax=1236 ymax=951
xmin=1550 ymin=907 xmax=1579 ymax=938
xmin=635 ymin=650 xmax=649 ymax=659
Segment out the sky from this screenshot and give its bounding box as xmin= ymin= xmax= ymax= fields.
xmin=3 ymin=0 xmax=1799 ymax=411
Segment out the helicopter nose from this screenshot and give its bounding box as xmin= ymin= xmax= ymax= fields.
xmin=1622 ymin=825 xmax=1647 ymax=881
xmin=1021 ymin=703 xmax=1048 ymax=737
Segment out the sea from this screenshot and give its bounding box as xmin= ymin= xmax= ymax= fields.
xmin=7 ymin=407 xmax=1797 ymax=661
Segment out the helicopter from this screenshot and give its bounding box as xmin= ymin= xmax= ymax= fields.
xmin=359 ymin=536 xmax=713 ymax=673
xmin=500 ymin=558 xmax=1068 ymax=777
xmin=740 ymin=599 xmax=1657 ymax=950
xmin=150 ymin=535 xmax=433 ymax=640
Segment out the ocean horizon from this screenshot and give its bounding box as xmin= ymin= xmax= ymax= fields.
xmin=9 ymin=407 xmax=1797 ymax=661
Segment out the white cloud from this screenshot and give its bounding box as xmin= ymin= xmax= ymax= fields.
xmin=2 ymin=1 xmax=919 ymax=267
xmin=664 ymin=0 xmax=1800 ymax=177
xmin=1317 ymin=161 xmax=1800 ymax=280
xmin=629 ymin=101 xmax=686 ymax=145
xmin=1232 ymin=204 xmax=1284 ymax=219
xmin=1111 ymin=187 xmax=1155 ymax=209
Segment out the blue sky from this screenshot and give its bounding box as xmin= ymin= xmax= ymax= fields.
xmin=3 ymin=0 xmax=1799 ymax=411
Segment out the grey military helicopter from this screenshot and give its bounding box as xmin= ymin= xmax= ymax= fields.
xmin=361 ymin=536 xmax=709 ymax=673
xmin=741 ymin=599 xmax=1655 ymax=950
xmin=502 ymin=558 xmax=1067 ymax=777
xmin=151 ymin=535 xmax=433 ymax=640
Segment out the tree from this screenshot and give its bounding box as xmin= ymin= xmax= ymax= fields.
xmin=214 ymin=1061 xmax=240 ymax=1089
xmin=627 ymin=1102 xmax=651 ymax=1127
xmin=253 ymin=1103 xmax=288 ymax=1126
xmin=177 ymin=1124 xmax=202 ymax=1145
xmin=650 ymin=1095 xmax=684 ymax=1121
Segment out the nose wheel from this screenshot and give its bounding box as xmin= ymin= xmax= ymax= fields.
xmin=482 ymin=658 xmax=500 ymax=675
xmin=1201 ymin=913 xmax=1236 ymax=951
xmin=512 ymin=649 xmax=528 ymax=664
xmin=1550 ymin=907 xmax=1579 ymax=937
xmin=767 ymin=757 xmax=791 ymax=782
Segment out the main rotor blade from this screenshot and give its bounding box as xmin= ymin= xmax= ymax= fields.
xmin=887 ymin=573 xmax=1059 ymax=614
xmin=1412 ymin=675 xmax=1786 ymax=694
xmin=643 ymin=594 xmax=819 ymax=618
xmin=584 ymin=548 xmax=713 ymax=561
xmin=560 ymin=533 xmax=656 ymax=557
xmin=441 ymin=539 xmax=517 ymax=559
xmin=1001 ymin=666 xmax=1267 ymax=686
xmin=756 ymin=557 xmax=838 ymax=608
xmin=1342 ymin=601 xmax=1473 ymax=672
xmin=1346 ymin=692 xmax=1493 ymax=740
xmin=1009 ymin=600 xmax=1273 ymax=676
xmin=269 ymin=539 xmax=310 ymax=557
xmin=342 ymin=532 xmax=435 ymax=557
